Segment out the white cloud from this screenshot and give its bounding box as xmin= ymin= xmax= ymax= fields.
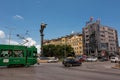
xmin=6 ymin=39 xmax=19 ymax=45
xmin=13 ymin=15 xmax=24 ymax=20
xmin=23 ymin=37 xmax=41 ymax=53
xmin=23 ymin=37 xmax=36 ymax=46
xmin=0 ymin=30 xmax=5 ymax=38
xmin=36 ymin=45 xmax=41 ymax=54
xmin=0 ymin=30 xmax=18 ymax=45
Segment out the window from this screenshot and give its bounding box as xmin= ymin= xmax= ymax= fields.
xmin=80 ymin=46 xmax=82 ymax=49
xmin=0 ymin=50 xmax=14 ymax=57
xmin=0 ymin=50 xmax=9 ymax=57
xmin=13 ymin=50 xmax=23 ymax=57
xmin=86 ymin=35 xmax=89 ymax=37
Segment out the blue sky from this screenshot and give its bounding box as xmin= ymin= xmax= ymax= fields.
xmin=0 ymin=0 xmax=120 ymax=52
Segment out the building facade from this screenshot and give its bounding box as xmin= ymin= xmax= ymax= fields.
xmin=118 ymin=47 xmax=120 ymax=57
xmin=82 ymin=19 xmax=119 ymax=57
xmin=43 ymin=33 xmax=83 ymax=56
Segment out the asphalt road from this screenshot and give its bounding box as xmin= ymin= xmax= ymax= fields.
xmin=0 ymin=61 xmax=120 ymax=80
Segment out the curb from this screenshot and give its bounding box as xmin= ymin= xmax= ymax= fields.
xmin=111 ymin=64 xmax=120 ymax=69
xmin=112 ymin=66 xmax=120 ymax=69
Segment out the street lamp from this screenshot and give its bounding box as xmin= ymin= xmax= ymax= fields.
xmin=40 ymin=23 xmax=47 ymax=55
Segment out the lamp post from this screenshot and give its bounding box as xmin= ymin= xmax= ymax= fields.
xmin=40 ymin=23 xmax=47 ymax=55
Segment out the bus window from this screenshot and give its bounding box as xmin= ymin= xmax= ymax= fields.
xmin=0 ymin=50 xmax=13 ymax=57
xmin=33 ymin=51 xmax=37 ymax=57
xmin=8 ymin=50 xmax=12 ymax=57
xmin=27 ymin=51 xmax=31 ymax=57
xmin=1 ymin=51 xmax=9 ymax=57
xmin=13 ymin=50 xmax=23 ymax=57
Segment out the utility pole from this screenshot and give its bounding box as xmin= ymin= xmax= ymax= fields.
xmin=5 ymin=26 xmax=15 ymax=45
xmin=40 ymin=23 xmax=47 ymax=55
xmin=8 ymin=31 xmax=11 ymax=45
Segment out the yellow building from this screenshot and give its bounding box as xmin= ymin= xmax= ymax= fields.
xmin=43 ymin=33 xmax=83 ymax=56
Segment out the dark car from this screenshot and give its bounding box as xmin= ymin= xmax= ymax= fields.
xmin=98 ymin=57 xmax=109 ymax=62
xmin=62 ymin=58 xmax=82 ymax=67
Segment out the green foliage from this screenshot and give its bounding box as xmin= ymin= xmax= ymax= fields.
xmin=42 ymin=44 xmax=74 ymax=58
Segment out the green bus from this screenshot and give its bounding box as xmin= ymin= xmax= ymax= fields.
xmin=0 ymin=44 xmax=37 ymax=67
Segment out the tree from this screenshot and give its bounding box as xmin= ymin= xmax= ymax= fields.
xmin=42 ymin=44 xmax=74 ymax=58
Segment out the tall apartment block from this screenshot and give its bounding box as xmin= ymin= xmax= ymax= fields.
xmin=82 ymin=19 xmax=119 ymax=57
xmin=43 ymin=33 xmax=83 ymax=56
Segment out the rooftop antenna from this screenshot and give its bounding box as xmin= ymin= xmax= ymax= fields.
xmin=86 ymin=17 xmax=94 ymax=26
xmin=96 ymin=18 xmax=100 ymax=24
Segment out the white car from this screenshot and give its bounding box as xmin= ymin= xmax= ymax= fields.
xmin=86 ymin=57 xmax=98 ymax=62
xmin=47 ymin=58 xmax=59 ymax=63
xmin=110 ymin=57 xmax=119 ymax=63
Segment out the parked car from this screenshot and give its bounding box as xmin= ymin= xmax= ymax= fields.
xmin=86 ymin=57 xmax=98 ymax=62
xmin=110 ymin=57 xmax=119 ymax=63
xmin=75 ymin=56 xmax=86 ymax=62
xmin=98 ymin=57 xmax=109 ymax=62
xmin=47 ymin=58 xmax=59 ymax=63
xmin=62 ymin=57 xmax=82 ymax=67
